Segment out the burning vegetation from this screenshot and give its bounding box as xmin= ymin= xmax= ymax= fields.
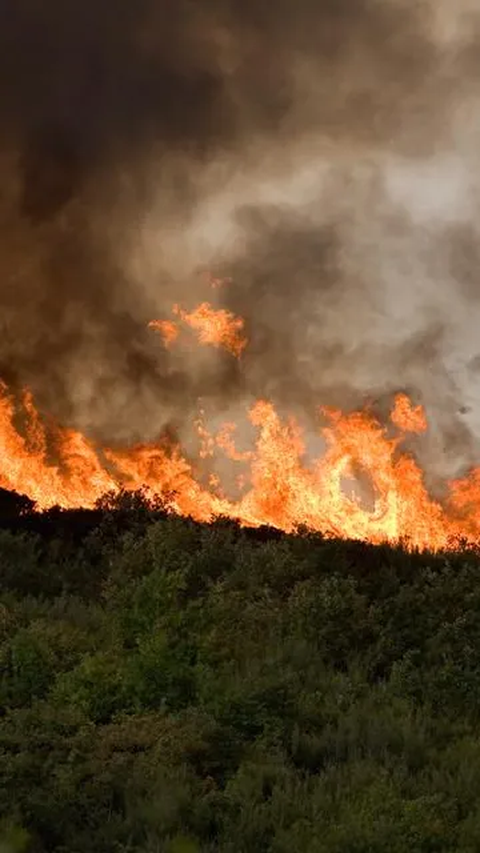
xmin=1 ymin=306 xmax=480 ymax=552
xmin=1 ymin=0 xmax=479 ymax=560
xmin=5 ymin=4 xmax=480 ymax=850
xmin=149 ymin=302 xmax=247 ymax=358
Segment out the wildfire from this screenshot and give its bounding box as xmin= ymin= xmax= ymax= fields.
xmin=148 ymin=319 xmax=179 ymax=349
xmin=3 ymin=290 xmax=480 ymax=551
xmin=0 ymin=378 xmax=479 ymax=551
xmin=150 ymin=302 xmax=247 ymax=358
xmin=390 ymin=393 xmax=427 ymax=434
xmin=0 ymin=384 xmax=116 ymax=509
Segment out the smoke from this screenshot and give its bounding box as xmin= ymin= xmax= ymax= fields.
xmin=1 ymin=0 xmax=480 ymax=481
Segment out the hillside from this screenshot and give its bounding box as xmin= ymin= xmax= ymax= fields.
xmin=2 ymin=491 xmax=480 ymax=852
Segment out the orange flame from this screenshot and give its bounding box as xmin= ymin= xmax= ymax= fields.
xmin=148 ymin=319 xmax=179 ymax=348
xmin=215 ymin=422 xmax=254 ymax=462
xmin=0 ymin=384 xmax=115 ymax=509
xmin=172 ymin=302 xmax=247 ymax=357
xmin=1 ymin=381 xmax=480 ymax=551
xmin=150 ymin=301 xmax=247 ymax=358
xmin=390 ymin=393 xmax=427 ymax=434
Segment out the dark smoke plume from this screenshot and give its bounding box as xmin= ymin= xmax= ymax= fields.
xmin=1 ymin=0 xmax=480 ymax=479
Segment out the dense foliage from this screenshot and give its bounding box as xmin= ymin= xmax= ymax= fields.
xmin=3 ymin=489 xmax=480 ymax=851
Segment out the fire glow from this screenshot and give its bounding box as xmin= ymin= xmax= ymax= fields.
xmin=149 ymin=302 xmax=247 ymax=358
xmin=0 ymin=375 xmax=480 ymax=551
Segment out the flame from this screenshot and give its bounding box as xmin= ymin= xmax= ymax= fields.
xmin=173 ymin=302 xmax=247 ymax=357
xmin=148 ymin=319 xmax=179 ymax=348
xmin=2 ymin=379 xmax=480 ymax=550
xmin=390 ymin=393 xmax=427 ymax=434
xmin=215 ymin=422 xmax=254 ymax=462
xmin=0 ymin=383 xmax=115 ymax=508
xmin=150 ymin=300 xmax=247 ymax=358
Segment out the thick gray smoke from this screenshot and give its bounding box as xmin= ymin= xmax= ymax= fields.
xmin=1 ymin=0 xmax=480 ymax=481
